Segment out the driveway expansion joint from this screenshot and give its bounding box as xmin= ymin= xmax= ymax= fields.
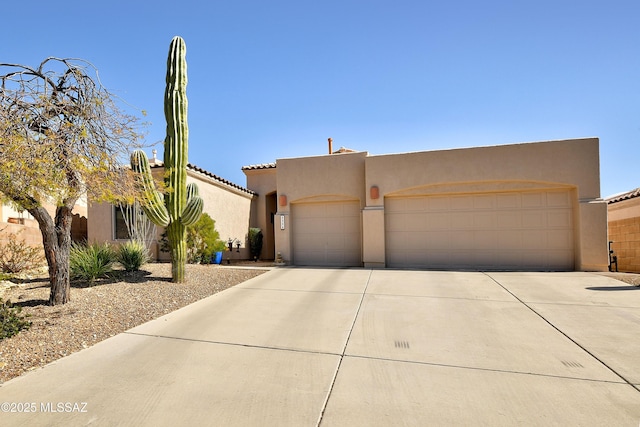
xmin=315 ymin=269 xmax=373 ymax=427
xmin=483 ymin=272 xmax=640 ymax=394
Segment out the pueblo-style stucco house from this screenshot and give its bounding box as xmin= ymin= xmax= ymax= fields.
xmin=87 ymin=137 xmax=609 ymax=271
xmin=606 ymin=188 xmax=640 ymax=273
xmin=87 ymin=155 xmax=255 ymax=261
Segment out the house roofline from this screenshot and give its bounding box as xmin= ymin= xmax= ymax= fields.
xmin=149 ymin=163 xmax=256 ymax=196
xmin=241 ymin=162 xmax=277 ymax=171
xmin=605 ymin=188 xmax=640 ymax=204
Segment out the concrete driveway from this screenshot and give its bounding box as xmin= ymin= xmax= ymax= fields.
xmin=0 ymin=268 xmax=638 ymax=426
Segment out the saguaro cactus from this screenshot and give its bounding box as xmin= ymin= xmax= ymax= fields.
xmin=131 ymin=36 xmax=203 ymax=282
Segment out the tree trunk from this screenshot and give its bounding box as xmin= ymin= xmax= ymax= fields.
xmin=30 ymin=205 xmax=74 ymax=305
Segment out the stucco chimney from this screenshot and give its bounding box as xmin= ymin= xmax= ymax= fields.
xmin=328 ymin=138 xmax=333 ymax=154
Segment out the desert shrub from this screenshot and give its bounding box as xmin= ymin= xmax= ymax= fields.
xmin=160 ymin=213 xmax=225 ymax=264
xmin=186 ymin=214 xmax=225 ymax=263
xmin=0 ymin=232 xmax=45 ymax=273
xmin=0 ymin=298 xmax=31 ymax=340
xmin=69 ymin=242 xmax=115 ymax=282
xmin=117 ymin=240 xmax=150 ymax=272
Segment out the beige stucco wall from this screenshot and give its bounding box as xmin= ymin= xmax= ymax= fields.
xmin=244 ymin=167 xmax=277 ymax=260
xmin=272 ymin=151 xmax=367 ymax=263
xmin=255 ymin=138 xmax=607 ymax=270
xmin=360 ymin=138 xmax=607 ymax=270
xmin=187 ymin=170 xmax=254 ymax=260
xmin=88 ymin=168 xmax=254 ymax=262
xmin=364 ymin=138 xmax=601 ymax=204
xmin=608 ymin=197 xmax=640 ymax=222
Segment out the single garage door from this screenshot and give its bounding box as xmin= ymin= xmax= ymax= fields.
xmin=385 ymin=190 xmax=574 ymax=271
xmin=292 ymin=201 xmax=361 ymax=267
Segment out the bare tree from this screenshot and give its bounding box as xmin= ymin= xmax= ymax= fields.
xmin=0 ymin=57 xmax=145 ymax=305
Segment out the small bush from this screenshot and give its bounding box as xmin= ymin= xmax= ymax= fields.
xmin=117 ymin=240 xmax=150 ymax=272
xmin=70 ymin=242 xmax=115 ymax=282
xmin=0 ymin=298 xmax=31 ymax=340
xmin=249 ymin=228 xmax=263 ymax=261
xmin=160 ymin=213 xmax=225 ymax=264
xmin=0 ymin=232 xmax=44 ymax=273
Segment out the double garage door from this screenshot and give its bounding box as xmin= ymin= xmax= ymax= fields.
xmin=385 ymin=190 xmax=575 ymax=271
xmin=291 ymin=201 xmax=361 ymax=267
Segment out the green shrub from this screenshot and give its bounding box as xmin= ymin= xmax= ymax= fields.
xmin=249 ymin=228 xmax=263 ymax=261
xmin=0 ymin=298 xmax=31 ymax=340
xmin=185 ymin=213 xmax=225 ymax=264
xmin=160 ymin=213 xmax=225 ymax=264
xmin=0 ymin=232 xmax=45 ymax=273
xmin=117 ymin=240 xmax=150 ymax=272
xmin=70 ymin=242 xmax=115 ymax=282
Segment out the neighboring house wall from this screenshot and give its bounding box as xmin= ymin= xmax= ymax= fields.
xmin=246 ymin=138 xmax=608 ymax=271
xmin=607 ymin=193 xmax=640 ymax=273
xmin=87 ymin=165 xmax=255 ymax=262
xmin=0 ymin=199 xmax=88 ymax=257
xmin=1 ymin=203 xmax=41 ymax=248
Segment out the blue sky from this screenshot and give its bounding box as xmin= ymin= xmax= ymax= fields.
xmin=4 ymin=0 xmax=639 ymax=197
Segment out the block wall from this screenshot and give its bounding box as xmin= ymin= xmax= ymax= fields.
xmin=608 ymin=217 xmax=640 ymax=273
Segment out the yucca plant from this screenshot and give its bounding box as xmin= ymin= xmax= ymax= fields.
xmin=117 ymin=240 xmax=150 ymax=272
xmin=69 ymin=242 xmax=115 ymax=283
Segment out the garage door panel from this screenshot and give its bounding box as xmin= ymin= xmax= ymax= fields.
xmin=449 ymin=196 xmax=473 ymax=211
xmin=497 ymin=211 xmax=522 ymax=228
xmin=547 ymin=191 xmax=571 ymax=207
xmin=497 ymin=193 xmax=520 ymax=208
xmin=401 ymin=213 xmax=427 ymax=231
xmin=386 ymin=190 xmax=574 ymax=271
xmin=292 ymin=201 xmax=361 ymax=267
xmin=522 ymin=231 xmax=546 ymax=249
xmin=426 ymin=212 xmax=450 ymax=230
xmin=522 ymin=192 xmax=544 ymax=207
xmin=548 ymin=230 xmax=572 ymax=249
xmin=451 ymin=212 xmax=475 ymax=229
xmin=474 ymin=213 xmax=497 ymax=228
xmin=522 ymin=211 xmax=546 ymax=228
xmin=548 ymin=211 xmax=572 ymax=228
xmin=473 ymin=194 xmax=496 ymax=209
xmin=498 ymin=230 xmax=522 ymax=249
xmin=474 ymin=230 xmax=498 ymax=250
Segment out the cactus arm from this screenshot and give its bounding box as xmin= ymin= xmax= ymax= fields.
xmin=181 ymin=194 xmax=203 ymax=227
xmin=181 ymin=182 xmax=203 ymax=226
xmin=130 ymin=150 xmax=170 ymax=227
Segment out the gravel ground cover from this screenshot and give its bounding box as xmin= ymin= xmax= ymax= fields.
xmin=0 ymin=263 xmax=268 ymax=384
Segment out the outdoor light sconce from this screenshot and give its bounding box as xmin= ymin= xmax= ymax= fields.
xmin=279 ymin=195 xmax=287 ymax=207
xmin=227 ymin=238 xmax=241 ymax=263
xmin=370 ymin=185 xmax=379 ymax=200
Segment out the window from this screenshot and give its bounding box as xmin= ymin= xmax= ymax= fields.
xmin=113 ymin=206 xmax=131 ymax=240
